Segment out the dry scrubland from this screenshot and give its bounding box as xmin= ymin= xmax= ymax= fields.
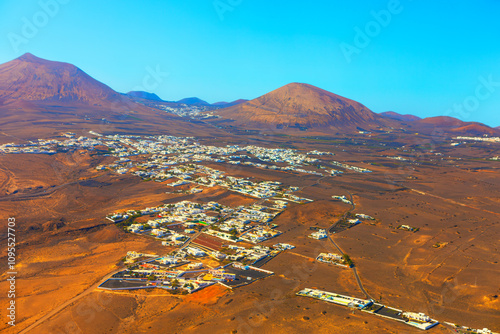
xmin=0 ymin=138 xmax=499 ymax=334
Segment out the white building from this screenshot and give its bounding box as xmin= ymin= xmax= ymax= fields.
xmin=186 ymin=247 xmax=206 ymax=257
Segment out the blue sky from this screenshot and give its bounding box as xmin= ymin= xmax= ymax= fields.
xmin=1 ymin=0 xmax=499 ymax=126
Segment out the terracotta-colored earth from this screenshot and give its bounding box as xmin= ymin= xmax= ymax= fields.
xmin=0 ymin=133 xmax=499 ymax=334
xmin=0 ymin=54 xmax=498 ymax=333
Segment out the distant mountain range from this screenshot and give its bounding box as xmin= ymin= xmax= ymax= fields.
xmin=126 ymin=92 xmax=247 ymax=109
xmin=0 ymin=53 xmax=498 ymax=138
xmin=412 ymin=116 xmax=499 ymax=136
xmin=126 ymin=91 xmax=163 ymax=101
xmin=212 ymin=83 xmax=500 ymax=135
xmin=0 ymin=53 xmax=219 ymax=139
xmin=176 ymin=97 xmax=211 ymax=106
xmin=212 ymin=99 xmax=249 ymax=108
xmin=378 ymin=112 xmax=499 ymax=135
xmin=380 ymin=111 xmax=421 ymax=122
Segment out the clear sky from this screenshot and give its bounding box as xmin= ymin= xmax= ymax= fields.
xmin=1 ymin=0 xmax=499 ymax=126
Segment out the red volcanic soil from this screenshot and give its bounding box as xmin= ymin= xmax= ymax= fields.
xmin=213 ymin=82 xmax=395 ymax=131
xmin=380 ymin=111 xmax=421 ymax=122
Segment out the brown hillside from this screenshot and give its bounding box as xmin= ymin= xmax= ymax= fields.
xmin=380 ymin=111 xmax=421 ymax=122
xmin=0 ymin=54 xmax=225 ymax=141
xmin=414 ymin=116 xmax=500 ymax=136
xmin=214 ymin=83 xmax=390 ymax=131
xmin=0 ymin=53 xmax=120 ymax=104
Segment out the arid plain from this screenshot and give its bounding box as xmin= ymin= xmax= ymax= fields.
xmin=0 ymin=53 xmax=499 ymax=334
xmin=0 ymin=132 xmax=498 ymax=334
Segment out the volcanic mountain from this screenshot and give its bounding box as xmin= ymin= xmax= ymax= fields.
xmin=414 ymin=116 xmax=500 ymax=136
xmin=213 ymin=83 xmax=391 ymax=132
xmin=212 ymin=99 xmax=248 ymax=108
xmin=126 ymin=91 xmax=163 ymax=101
xmin=0 ymin=53 xmax=123 ymax=105
xmin=0 ymin=54 xmax=220 ymax=140
xmin=380 ymin=111 xmax=421 ymax=122
xmin=177 ymin=97 xmax=211 ymax=106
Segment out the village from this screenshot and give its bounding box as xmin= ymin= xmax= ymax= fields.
xmin=0 ymin=131 xmax=371 ymax=180
xmin=101 ymin=198 xmax=290 ymax=293
xmin=2 ymin=130 xmax=496 ymax=332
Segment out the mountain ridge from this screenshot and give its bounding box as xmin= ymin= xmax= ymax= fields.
xmin=380 ymin=111 xmax=421 ymax=122
xmin=213 ymin=82 xmax=389 ymax=131
xmin=0 ymin=53 xmax=121 ymax=104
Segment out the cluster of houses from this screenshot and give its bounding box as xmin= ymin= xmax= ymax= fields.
xmin=455 ymin=136 xmax=500 ymax=143
xmin=101 ymin=236 xmax=283 ymax=293
xmin=216 ymin=211 xmax=271 ymax=235
xmin=0 ymin=135 xmax=100 ymax=154
xmin=240 ymin=225 xmax=283 ymax=243
xmin=108 ymin=196 xmax=290 ymax=247
xmin=1 ymin=133 xmax=378 ymax=195
xmin=330 ymin=160 xmax=372 ymax=173
xmin=153 ymin=103 xmax=215 ymax=119
xmin=221 ymin=244 xmax=280 ymax=264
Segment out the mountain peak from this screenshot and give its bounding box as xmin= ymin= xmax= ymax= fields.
xmin=16 ymin=52 xmax=47 ymax=64
xmin=380 ymin=111 xmax=421 ymax=122
xmin=214 ymin=82 xmax=386 ymax=130
xmin=0 ymin=54 xmax=120 ymax=104
xmin=127 ymin=91 xmax=163 ymax=101
xmin=177 ymin=97 xmax=210 ymax=106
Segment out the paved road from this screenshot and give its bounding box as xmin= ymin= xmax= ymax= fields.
xmin=327 ymin=190 xmax=373 ymax=300
xmin=352 ymin=267 xmax=372 ymax=300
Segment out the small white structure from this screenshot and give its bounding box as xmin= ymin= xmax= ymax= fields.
xmin=187 ymin=262 xmax=203 ymax=269
xmin=402 ymin=312 xmax=430 ymax=322
xmin=186 ymin=247 xmax=206 ymax=257
xmin=348 ymin=219 xmax=361 ymax=225
xmin=151 ymin=229 xmax=164 ymax=237
xmin=309 ymin=231 xmax=327 ymax=239
xmin=148 ymin=220 xmax=160 ymax=228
